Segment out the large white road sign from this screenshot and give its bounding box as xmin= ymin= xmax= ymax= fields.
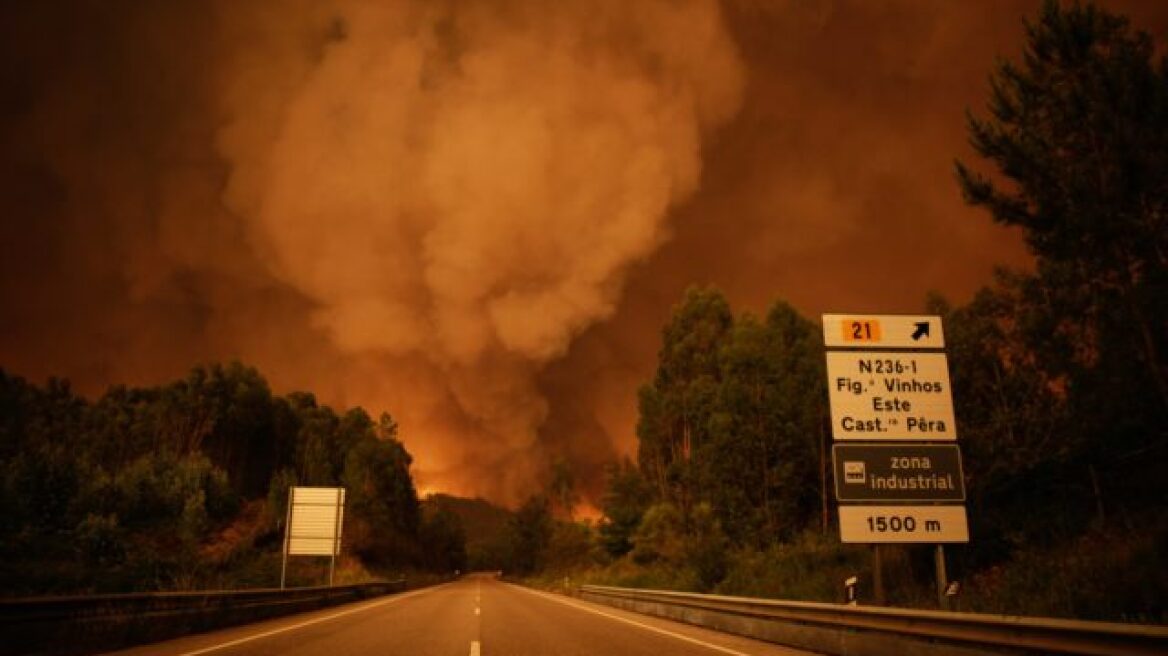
xmin=287 ymin=486 xmax=345 ymax=556
xmin=826 ymin=351 xmax=956 ymax=441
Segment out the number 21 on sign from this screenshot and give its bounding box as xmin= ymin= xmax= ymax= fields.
xmin=843 ymin=319 xmax=882 ymax=343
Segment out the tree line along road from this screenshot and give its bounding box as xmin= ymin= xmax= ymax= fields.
xmin=105 ymin=574 xmax=813 ymax=656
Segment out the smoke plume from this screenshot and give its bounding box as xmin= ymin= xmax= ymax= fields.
xmin=1 ymin=0 xmax=743 ymax=503
xmin=217 ymin=1 xmax=744 ymax=499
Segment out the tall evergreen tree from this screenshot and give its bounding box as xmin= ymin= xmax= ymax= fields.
xmin=957 ymin=0 xmax=1168 ymax=417
xmin=636 ymin=286 xmax=733 ymax=515
xmin=956 ymin=0 xmax=1168 ymax=514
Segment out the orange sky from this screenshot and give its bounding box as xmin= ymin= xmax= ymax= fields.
xmin=2 ymin=1 xmax=1166 ymax=507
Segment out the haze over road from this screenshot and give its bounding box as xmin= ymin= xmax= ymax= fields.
xmin=107 ymin=574 xmax=812 ymax=656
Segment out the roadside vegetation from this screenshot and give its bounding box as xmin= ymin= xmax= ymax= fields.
xmin=0 ymin=361 xmax=466 ymax=595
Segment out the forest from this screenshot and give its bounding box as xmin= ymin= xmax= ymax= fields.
xmin=0 ymin=361 xmax=468 ymax=593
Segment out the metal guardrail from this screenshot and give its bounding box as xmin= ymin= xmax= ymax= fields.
xmin=0 ymin=580 xmax=407 ymax=656
xmin=578 ymin=584 xmax=1168 ymax=656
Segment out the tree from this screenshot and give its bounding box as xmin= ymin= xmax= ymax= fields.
xmin=630 ymin=502 xmax=685 ymax=565
xmin=703 ymin=303 xmax=824 ymax=546
xmin=194 ymin=362 xmax=277 ymax=497
xmin=507 ymin=495 xmax=552 ymax=575
xmin=956 ymin=0 xmax=1168 ymax=407
xmin=286 ymin=393 xmax=343 ymax=486
xmin=759 ymin=302 xmax=828 ymax=537
xmin=597 ymin=459 xmax=653 ymax=558
xmin=956 ymin=0 xmax=1168 ymax=516
xmin=637 ymin=286 xmax=732 ymax=513
xmin=419 ymin=508 xmax=467 ymax=573
xmin=547 ymin=457 xmax=579 ymax=520
xmin=84 ymin=384 xmax=163 ymax=471
xmin=543 ymin=521 xmax=594 ymax=573
xmin=0 ymin=361 xmax=431 ymax=593
xmin=342 ymin=413 xmax=420 ymax=563
xmin=928 ymin=287 xmax=1074 ymax=562
xmin=683 ymin=502 xmax=729 ymax=592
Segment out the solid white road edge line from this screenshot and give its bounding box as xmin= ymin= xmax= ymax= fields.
xmin=513 ymin=585 xmax=751 ymax=656
xmin=176 ymin=585 xmax=440 ymax=656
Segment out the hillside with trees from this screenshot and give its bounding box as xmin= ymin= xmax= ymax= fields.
xmin=422 ymin=494 xmax=512 ymax=570
xmin=0 ymin=362 xmax=458 ymax=594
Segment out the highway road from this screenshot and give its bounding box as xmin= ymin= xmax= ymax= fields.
xmin=105 ymin=574 xmax=816 ymax=655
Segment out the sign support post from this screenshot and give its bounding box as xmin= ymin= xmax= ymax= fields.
xmin=280 ymin=486 xmax=293 ymax=589
xmin=935 ymin=545 xmax=949 ymax=610
xmin=329 ymin=487 xmax=343 ymax=587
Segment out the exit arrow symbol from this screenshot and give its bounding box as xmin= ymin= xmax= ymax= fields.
xmin=911 ymin=322 xmax=930 ymax=341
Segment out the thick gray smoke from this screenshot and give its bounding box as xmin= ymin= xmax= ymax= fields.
xmin=211 ymin=1 xmax=744 ymax=499
xmin=0 ymin=1 xmax=743 ymax=502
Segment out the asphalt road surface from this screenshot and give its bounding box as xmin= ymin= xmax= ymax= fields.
xmin=105 ymin=574 xmax=816 ymax=655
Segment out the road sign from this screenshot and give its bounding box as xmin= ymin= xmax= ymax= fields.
xmin=287 ymin=487 xmax=346 ymax=556
xmin=822 ymin=314 xmax=945 ymax=349
xmin=826 ymin=351 xmax=956 ymax=441
xmin=833 ymin=444 xmax=965 ymax=502
xmin=282 ymin=486 xmax=346 ymax=588
xmin=838 ymin=505 xmax=969 ymax=543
